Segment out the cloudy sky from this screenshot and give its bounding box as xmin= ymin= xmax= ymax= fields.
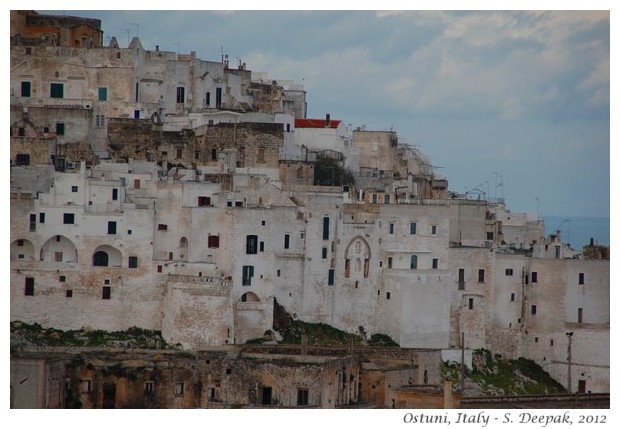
xmin=41 ymin=8 xmax=611 ymax=219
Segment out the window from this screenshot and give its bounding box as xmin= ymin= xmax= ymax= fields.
xmin=345 ymin=259 xmax=350 ymax=277
xmin=96 ymin=115 xmax=105 ymax=128
xmin=145 ymin=381 xmax=154 ymax=394
xmin=39 ymin=212 xmax=45 ymax=223
xmin=102 ymin=286 xmax=111 ymax=300
xmin=242 ymin=265 xmax=254 ymax=286
xmin=486 ymin=232 xmax=494 ymax=240
xmin=195 ymin=151 xmax=200 ymax=160
xmin=578 ymin=308 xmax=583 ymax=323
xmin=469 ymin=298 xmax=474 ymax=310
xmin=25 ymin=47 xmax=32 ymax=55
xmin=50 ymin=83 xmax=64 ymax=98
xmin=198 ymin=196 xmax=211 ymax=207
xmin=410 ymin=222 xmax=417 ymax=235
xmin=175 ymin=382 xmax=185 ymax=396
xmin=277 ymin=270 xmax=280 ymax=277
xmin=134 ymin=110 xmax=140 ymax=119
xmin=384 ymin=194 xmax=390 ymax=204
xmin=82 ymin=380 xmax=91 ymax=393
xmin=510 ymin=293 xmax=515 ymax=302
xmin=206 ymin=91 xmax=211 ymax=107
xmin=328 ymin=269 xmax=335 ymax=286
xmin=29 ymin=214 xmax=36 ymax=231
xmin=478 ymin=269 xmax=485 ymax=283
xmin=322 ymin=217 xmax=330 ymax=240
xmin=578 ymin=273 xmax=584 ymax=285
xmin=127 ymin=230 xmax=132 ymax=235
xmin=458 ymin=268 xmax=465 ymax=290
xmin=104 ymin=279 xmax=110 ymax=285
xmin=386 ymin=292 xmax=391 ymax=300
xmin=59 ymin=275 xmax=66 ymax=282
xmin=216 ymin=87 xmax=222 ymax=108
xmin=535 ymin=337 xmax=539 ymax=343
xmin=128 ymin=256 xmax=138 ymax=268
xmin=56 ymin=123 xmax=65 ymax=135
xmin=260 ymin=242 xmax=264 ymax=252
xmin=246 ymin=235 xmax=258 ymax=254
xmin=505 ymin=268 xmax=513 ymax=276
xmin=211 ymin=148 xmax=217 ymax=161
xmin=25 ymin=277 xmax=35 ymax=296
xmin=16 ymin=154 xmax=30 ymax=165
xmin=71 ymin=185 xmax=78 ymax=192
xmin=257 ymin=148 xmax=265 ymax=163
xmin=98 ymin=87 xmax=107 ymax=101
xmin=284 ymin=234 xmax=290 ymax=249
xmin=389 ymin=223 xmax=394 ymax=234
xmin=176 ymin=148 xmax=183 ymax=159
xmin=208 ymin=235 xmax=220 ymax=248
xmin=550 ymin=339 xmax=554 ymax=346
xmin=432 ymin=258 xmax=438 ymax=269
xmin=157 ymin=265 xmax=162 ymax=273
xmin=108 ymin=221 xmax=117 ymax=234
xmin=18 ymin=127 xmax=26 ymax=137
xmin=158 ymin=224 xmax=168 ymax=231
xmin=168 ymin=252 xmax=173 ymax=260
xmin=17 ymin=239 xmax=24 ymax=247
xmin=372 ymin=194 xmax=377 ymax=204
xmin=431 ymin=225 xmax=437 ymax=235
xmin=134 ymin=179 xmax=141 ymax=189
xmin=63 ymin=213 xmax=75 ymax=224
xmin=531 ymin=305 xmax=537 ymax=315
xmin=322 ymin=247 xmax=328 ymax=259
xmin=531 ymin=271 xmax=538 ymax=283
xmin=387 ymin=257 xmax=393 ymax=269
xmin=66 ymin=290 xmax=73 ymax=298
xmin=297 ymin=389 xmax=309 ymax=406
xmin=112 ymin=189 xmax=118 ymax=201
xmin=410 ymin=255 xmax=418 ymax=269
xmin=21 ymin=81 xmax=31 ymax=97
xmin=176 ymin=87 xmax=185 ymax=103
xmin=54 ymin=251 xmax=63 ymax=262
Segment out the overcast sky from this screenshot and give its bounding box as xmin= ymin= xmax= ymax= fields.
xmin=39 ymin=8 xmax=611 ymax=219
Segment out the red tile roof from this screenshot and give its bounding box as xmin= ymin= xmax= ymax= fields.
xmin=295 ymin=118 xmax=341 ymax=129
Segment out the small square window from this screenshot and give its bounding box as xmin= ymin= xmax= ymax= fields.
xmin=50 ymin=83 xmax=64 ymax=99
xmin=104 ymin=279 xmax=110 ymax=285
xmin=59 ymin=275 xmax=66 ymax=282
xmin=158 ymin=224 xmax=168 ymax=231
xmin=71 ymin=185 xmax=78 ymax=192
xmin=66 ymin=290 xmax=73 ymax=298
xmin=55 ymin=123 xmax=65 ymax=136
xmin=63 ymin=213 xmax=75 ymax=224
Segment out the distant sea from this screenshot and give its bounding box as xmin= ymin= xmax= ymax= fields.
xmin=543 ymin=215 xmax=610 ymax=248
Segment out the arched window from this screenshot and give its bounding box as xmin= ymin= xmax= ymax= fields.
xmin=410 ymin=255 xmax=418 ymax=269
xmin=93 ymin=251 xmax=109 ymax=267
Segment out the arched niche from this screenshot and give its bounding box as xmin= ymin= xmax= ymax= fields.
xmin=344 ymin=236 xmax=371 ymax=279
xmin=11 ymin=239 xmax=35 ymax=261
xmin=92 ymin=244 xmax=122 ymax=267
xmin=39 ymin=235 xmax=78 ymax=263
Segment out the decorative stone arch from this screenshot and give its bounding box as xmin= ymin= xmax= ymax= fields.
xmin=344 ymin=236 xmax=371 ymax=279
xmin=40 ymin=235 xmax=78 ymax=263
xmin=92 ymin=244 xmax=122 ymax=267
xmin=239 ymin=291 xmax=261 ymax=303
xmin=11 ymin=239 xmax=35 ymax=261
xmin=178 ymin=237 xmax=188 ymax=262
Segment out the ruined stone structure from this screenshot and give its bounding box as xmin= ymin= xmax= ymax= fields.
xmin=10 ymin=11 xmax=610 ymax=406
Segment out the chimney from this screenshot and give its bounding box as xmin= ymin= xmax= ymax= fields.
xmin=325 ymin=113 xmax=331 ymax=127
